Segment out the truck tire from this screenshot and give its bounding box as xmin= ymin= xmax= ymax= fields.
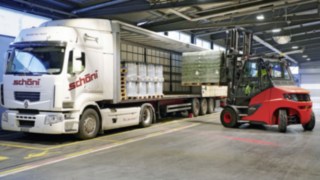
xmin=207 ymin=98 xmax=215 ymax=114
xmin=76 ymin=108 xmax=100 ymax=140
xmin=303 ymin=111 xmax=315 ymax=131
xmin=191 ymin=98 xmax=200 ymax=117
xmin=220 ymin=107 xmax=238 ymax=128
xmin=139 ymin=103 xmax=154 ymax=128
xmin=199 ymin=98 xmax=208 ymax=115
xmin=278 ymin=109 xmax=287 ymax=133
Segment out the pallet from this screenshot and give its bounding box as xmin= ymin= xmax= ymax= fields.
xmin=181 ymin=82 xmax=219 ymax=86
xmin=126 ymin=96 xmax=148 ymax=100
xmin=121 ymin=95 xmax=164 ymax=101
xmin=121 ymin=96 xmax=128 ymax=100
xmin=147 ymin=95 xmax=164 ymax=99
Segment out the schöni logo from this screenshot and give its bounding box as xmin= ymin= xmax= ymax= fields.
xmin=13 ymin=79 xmax=40 ymax=86
xmin=69 ymin=70 xmax=98 ymax=91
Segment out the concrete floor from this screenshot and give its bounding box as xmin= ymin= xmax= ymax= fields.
xmin=0 ymin=111 xmax=320 ymax=180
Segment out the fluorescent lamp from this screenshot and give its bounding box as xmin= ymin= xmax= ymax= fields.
xmin=137 ymin=21 xmax=147 ymax=26
xmin=256 ymin=15 xmax=265 ymax=20
xmin=272 ymin=28 xmax=281 ymax=33
xmin=302 ymin=55 xmax=308 ymax=58
xmin=292 ymin=46 xmax=299 ymax=49
xmin=306 ymin=58 xmax=311 ymax=61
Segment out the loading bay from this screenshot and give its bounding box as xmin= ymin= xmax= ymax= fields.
xmin=0 ymin=111 xmax=319 ymax=180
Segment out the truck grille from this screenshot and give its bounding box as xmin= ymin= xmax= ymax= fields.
xmin=17 ymin=115 xmax=36 ymax=127
xmin=14 ymin=92 xmax=40 ymax=102
xmin=19 ymin=120 xmax=35 ymax=127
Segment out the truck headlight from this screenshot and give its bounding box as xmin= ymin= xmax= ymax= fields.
xmin=2 ymin=112 xmax=8 ymax=122
xmin=283 ymin=94 xmax=298 ymax=101
xmin=44 ymin=114 xmax=64 ymax=125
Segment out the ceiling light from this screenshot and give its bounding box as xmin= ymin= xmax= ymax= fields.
xmin=283 ymin=49 xmax=303 ymax=55
xmin=272 ymin=28 xmax=281 ymax=33
xmin=306 ymin=58 xmax=311 ymax=61
xmin=273 ymin=36 xmax=291 ymax=44
xmin=302 ymin=55 xmax=308 ymax=58
xmin=292 ymin=46 xmax=299 ymax=49
xmin=256 ymin=15 xmax=265 ymax=20
xmin=137 ymin=21 xmax=147 ymax=26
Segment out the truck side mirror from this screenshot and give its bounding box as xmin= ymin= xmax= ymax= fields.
xmin=72 ymin=49 xmax=84 ymax=73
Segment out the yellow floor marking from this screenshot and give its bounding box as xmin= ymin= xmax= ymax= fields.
xmin=95 ymin=115 xmax=198 ymax=140
xmin=0 ymin=143 xmax=47 ymax=151
xmin=45 ymin=141 xmax=86 ymax=150
xmin=0 ymin=123 xmax=200 ymax=178
xmin=93 ymin=138 xmax=121 ymax=143
xmin=45 ymin=115 xmax=203 ymax=151
xmin=0 ymin=156 xmax=8 ymax=161
xmin=65 ymin=149 xmax=94 ymax=158
xmin=24 ymin=151 xmax=48 ymax=160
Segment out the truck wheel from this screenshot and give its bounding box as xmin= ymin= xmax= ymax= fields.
xmin=278 ymin=109 xmax=287 ymax=133
xmin=207 ymin=98 xmax=215 ymax=114
xmin=303 ymin=111 xmax=315 ymax=131
xmin=220 ymin=107 xmax=238 ymax=128
xmin=191 ymin=98 xmax=200 ymax=117
xmin=139 ymin=103 xmax=154 ymax=128
xmin=76 ymin=108 xmax=100 ymax=140
xmin=199 ymin=98 xmax=208 ymax=115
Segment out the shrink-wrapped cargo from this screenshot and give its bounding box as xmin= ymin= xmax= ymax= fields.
xmin=182 ymin=51 xmax=223 ymax=85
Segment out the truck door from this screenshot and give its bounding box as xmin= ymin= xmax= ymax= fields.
xmin=235 ymin=60 xmax=261 ymax=106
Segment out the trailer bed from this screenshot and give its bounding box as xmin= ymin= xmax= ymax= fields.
xmin=119 ymin=94 xmax=201 ymax=104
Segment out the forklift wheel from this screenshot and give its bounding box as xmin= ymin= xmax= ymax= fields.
xmin=303 ymin=111 xmax=315 ymax=131
xmin=278 ymin=109 xmax=287 ymax=133
xmin=220 ymin=107 xmax=238 ymax=128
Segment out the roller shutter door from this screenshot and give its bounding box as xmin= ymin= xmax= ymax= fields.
xmin=300 ymin=73 xmax=320 ymax=110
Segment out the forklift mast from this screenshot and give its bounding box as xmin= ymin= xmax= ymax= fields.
xmin=224 ymin=29 xmax=253 ymax=105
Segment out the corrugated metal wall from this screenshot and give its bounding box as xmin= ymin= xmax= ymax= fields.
xmin=0 ymin=35 xmax=14 ymax=127
xmin=300 ymin=61 xmax=320 ymax=110
xmin=0 ymin=35 xmax=14 ymax=82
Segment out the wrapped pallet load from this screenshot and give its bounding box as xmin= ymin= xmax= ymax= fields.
xmin=182 ymin=50 xmax=224 ymax=85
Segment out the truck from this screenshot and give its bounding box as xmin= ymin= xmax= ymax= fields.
xmin=220 ymin=29 xmax=315 ymax=132
xmin=1 ymin=18 xmax=226 ymax=139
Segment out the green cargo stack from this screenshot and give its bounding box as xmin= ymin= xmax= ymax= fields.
xmin=182 ymin=51 xmax=223 ymax=85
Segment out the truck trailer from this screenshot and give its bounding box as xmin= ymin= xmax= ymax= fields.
xmin=1 ymin=18 xmax=226 ymax=139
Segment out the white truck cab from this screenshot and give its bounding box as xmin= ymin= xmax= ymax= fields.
xmin=1 ymin=19 xmax=127 ymax=138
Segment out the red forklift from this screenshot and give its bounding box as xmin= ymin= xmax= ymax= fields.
xmin=220 ymin=29 xmax=315 ymax=132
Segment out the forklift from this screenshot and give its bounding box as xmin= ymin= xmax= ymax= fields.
xmin=220 ymin=29 xmax=315 ymax=132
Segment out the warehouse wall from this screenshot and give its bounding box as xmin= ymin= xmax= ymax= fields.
xmin=0 ymin=35 xmax=13 ymax=127
xmin=300 ymin=61 xmax=320 ymax=110
xmin=0 ymin=35 xmax=14 ymax=81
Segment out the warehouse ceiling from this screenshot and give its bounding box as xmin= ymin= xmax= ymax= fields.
xmin=1 ymin=0 xmax=320 ymax=64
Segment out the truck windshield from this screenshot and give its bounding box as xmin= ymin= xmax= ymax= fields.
xmin=6 ymin=46 xmax=65 ymax=75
